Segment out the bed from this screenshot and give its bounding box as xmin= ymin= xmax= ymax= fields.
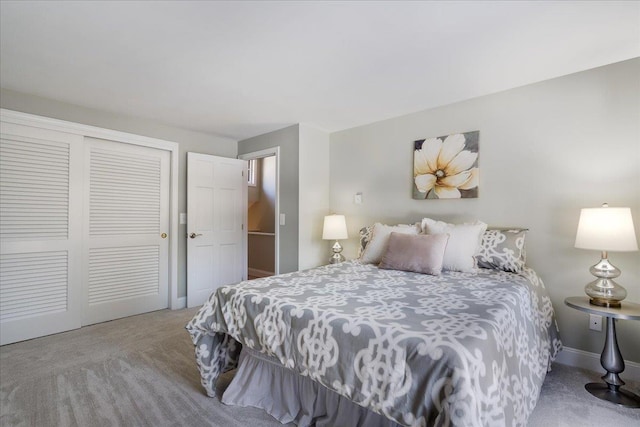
xmin=186 ymin=223 xmax=562 ymax=427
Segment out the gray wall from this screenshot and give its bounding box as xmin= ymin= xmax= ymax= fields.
xmin=238 ymin=125 xmax=300 ymax=274
xmin=298 ymin=124 xmax=330 ymax=270
xmin=0 ymin=88 xmax=237 ymax=299
xmin=329 ymin=59 xmax=640 ymax=362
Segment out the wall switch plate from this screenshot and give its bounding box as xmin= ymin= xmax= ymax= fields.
xmin=279 ymin=213 xmax=286 ymax=226
xmin=179 ymin=213 xmax=187 ymax=225
xmin=354 ymin=192 xmax=363 ymax=205
xmin=589 ymin=314 xmax=602 ymax=332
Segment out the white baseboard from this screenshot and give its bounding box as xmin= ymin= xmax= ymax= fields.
xmin=554 ymin=346 xmax=640 ymax=381
xmin=248 ymin=268 xmax=274 ymax=278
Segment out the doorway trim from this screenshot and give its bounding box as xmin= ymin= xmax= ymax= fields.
xmin=238 ymin=146 xmax=280 ymax=275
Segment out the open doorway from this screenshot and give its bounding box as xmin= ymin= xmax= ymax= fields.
xmin=239 ymin=148 xmax=279 ymax=279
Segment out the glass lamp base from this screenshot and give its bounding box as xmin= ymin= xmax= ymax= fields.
xmin=585 ymin=278 xmax=627 ymax=308
xmin=329 ymin=240 xmax=344 ymax=264
xmin=329 ymin=254 xmax=345 ymax=264
xmin=584 ymin=253 xmax=627 ymax=308
xmin=589 ymin=298 xmax=621 ymax=308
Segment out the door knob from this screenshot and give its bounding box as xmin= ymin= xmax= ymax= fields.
xmin=188 ymin=233 xmax=203 ymax=239
xmin=161 ymin=233 xmax=167 ymax=239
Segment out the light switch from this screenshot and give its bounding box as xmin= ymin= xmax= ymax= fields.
xmin=280 ymin=213 xmax=286 ymax=226
xmin=354 ymin=192 xmax=363 ymax=205
xmin=179 ymin=213 xmax=187 ymax=225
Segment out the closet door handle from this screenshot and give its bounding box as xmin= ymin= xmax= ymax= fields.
xmin=188 ymin=233 xmax=203 ymax=239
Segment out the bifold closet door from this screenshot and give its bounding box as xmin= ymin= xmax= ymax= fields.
xmin=0 ymin=122 xmax=83 ymax=345
xmin=83 ymin=138 xmax=170 ymax=325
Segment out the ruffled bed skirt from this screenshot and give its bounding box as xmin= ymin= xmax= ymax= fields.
xmin=221 ymin=347 xmax=401 ymax=427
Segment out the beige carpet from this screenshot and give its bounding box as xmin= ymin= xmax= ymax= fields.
xmin=1 ymin=308 xmax=638 ymax=426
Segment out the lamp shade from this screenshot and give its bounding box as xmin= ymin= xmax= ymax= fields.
xmin=322 ymin=215 xmax=348 ymax=240
xmin=575 ymin=206 xmax=638 ymax=252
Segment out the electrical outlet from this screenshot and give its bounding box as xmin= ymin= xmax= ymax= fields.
xmin=589 ymin=314 xmax=602 ymax=332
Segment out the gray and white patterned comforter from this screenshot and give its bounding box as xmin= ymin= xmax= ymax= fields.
xmin=186 ymin=261 xmax=561 ymax=427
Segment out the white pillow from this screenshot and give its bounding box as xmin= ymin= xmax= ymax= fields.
xmin=421 ymin=218 xmax=487 ymax=272
xmin=359 ymin=222 xmax=420 ymax=264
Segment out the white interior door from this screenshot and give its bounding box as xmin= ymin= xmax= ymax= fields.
xmin=187 ymin=153 xmax=247 ymax=308
xmin=0 ymin=122 xmax=83 ymax=345
xmin=83 ymin=138 xmax=170 ymax=325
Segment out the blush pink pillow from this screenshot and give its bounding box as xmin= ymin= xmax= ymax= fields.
xmin=378 ymin=232 xmax=449 ymax=275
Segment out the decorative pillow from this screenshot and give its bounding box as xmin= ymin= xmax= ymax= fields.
xmin=357 ymin=225 xmax=374 ymax=258
xmin=359 ymin=223 xmax=420 ymax=264
xmin=357 ymin=222 xmax=420 ymax=259
xmin=379 ymin=233 xmax=449 ymax=275
xmin=477 ymin=228 xmax=528 ymax=273
xmin=421 ymin=218 xmax=487 ymax=273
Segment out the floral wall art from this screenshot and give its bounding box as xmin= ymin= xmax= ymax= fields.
xmin=413 ymin=131 xmax=479 ymax=199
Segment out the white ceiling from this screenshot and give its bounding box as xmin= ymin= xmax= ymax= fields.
xmin=1 ymin=1 xmax=638 ymax=141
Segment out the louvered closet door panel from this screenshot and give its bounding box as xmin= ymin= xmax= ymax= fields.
xmin=83 ymin=138 xmax=169 ymax=325
xmin=0 ymin=122 xmax=83 ymax=345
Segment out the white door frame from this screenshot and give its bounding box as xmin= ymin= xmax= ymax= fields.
xmin=0 ymin=109 xmax=181 ymax=310
xmin=238 ymin=147 xmax=280 ymax=275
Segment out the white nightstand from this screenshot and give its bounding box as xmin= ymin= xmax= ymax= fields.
xmin=565 ymin=296 xmax=640 ymax=408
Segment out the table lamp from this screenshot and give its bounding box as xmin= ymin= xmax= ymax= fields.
xmin=323 ymin=214 xmax=348 ymax=264
xmin=575 ymin=203 xmax=638 ymax=307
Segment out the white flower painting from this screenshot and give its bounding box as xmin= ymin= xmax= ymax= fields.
xmin=413 ymin=131 xmax=479 ymax=199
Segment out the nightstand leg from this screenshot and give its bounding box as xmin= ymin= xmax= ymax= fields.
xmin=585 ymin=317 xmax=640 ymax=407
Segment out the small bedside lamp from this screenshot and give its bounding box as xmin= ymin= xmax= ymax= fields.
xmin=575 ymin=203 xmax=638 ymax=308
xmin=323 ymin=214 xmax=348 ymax=264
